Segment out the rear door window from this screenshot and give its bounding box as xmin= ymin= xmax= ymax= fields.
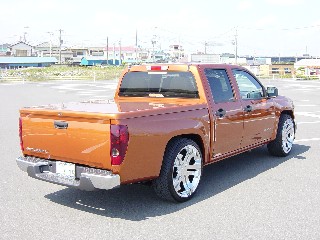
xmin=204 ymin=69 xmax=235 ymax=103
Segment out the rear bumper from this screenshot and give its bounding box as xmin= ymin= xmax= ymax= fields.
xmin=16 ymin=156 xmax=120 ymax=191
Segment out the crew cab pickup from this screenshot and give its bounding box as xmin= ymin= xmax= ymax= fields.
xmin=17 ymin=64 xmax=296 ymax=202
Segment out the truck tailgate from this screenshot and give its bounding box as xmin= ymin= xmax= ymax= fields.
xmin=21 ymin=112 xmax=112 ymax=170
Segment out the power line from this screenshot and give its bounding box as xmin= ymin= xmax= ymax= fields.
xmin=239 ymin=24 xmax=320 ymax=31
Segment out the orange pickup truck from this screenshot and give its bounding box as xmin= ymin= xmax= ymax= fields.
xmin=17 ymin=64 xmax=296 ymax=202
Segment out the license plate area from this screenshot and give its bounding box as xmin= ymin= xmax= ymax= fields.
xmin=55 ymin=161 xmax=75 ymax=178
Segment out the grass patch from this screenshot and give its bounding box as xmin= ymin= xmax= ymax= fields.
xmin=0 ymin=65 xmax=126 ymax=81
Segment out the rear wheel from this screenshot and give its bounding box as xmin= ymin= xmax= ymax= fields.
xmin=268 ymin=114 xmax=295 ymax=157
xmin=152 ymin=138 xmax=203 ymax=202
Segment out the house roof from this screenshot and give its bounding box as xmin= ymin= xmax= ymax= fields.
xmin=0 ymin=57 xmax=58 ymax=64
xmin=35 ymin=42 xmax=59 ymax=48
xmin=9 ymin=41 xmax=34 ymax=48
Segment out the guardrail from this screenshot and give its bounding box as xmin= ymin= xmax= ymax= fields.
xmin=44 ymin=75 xmax=93 ymax=81
xmin=0 ymin=76 xmax=25 ymax=82
xmin=295 ymin=75 xmax=320 ymax=80
xmin=0 ymin=75 xmax=96 ymax=83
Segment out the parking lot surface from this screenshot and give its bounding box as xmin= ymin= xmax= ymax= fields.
xmin=1 ymin=78 xmax=320 ymax=240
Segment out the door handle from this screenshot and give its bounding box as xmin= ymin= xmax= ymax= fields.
xmin=54 ymin=121 xmax=68 ymax=129
xmin=215 ymin=108 xmax=226 ymax=118
xmin=244 ymin=105 xmax=252 ymax=112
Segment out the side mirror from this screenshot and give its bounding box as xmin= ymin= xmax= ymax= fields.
xmin=267 ymin=86 xmax=278 ymax=97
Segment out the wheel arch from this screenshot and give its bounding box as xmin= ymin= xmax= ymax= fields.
xmin=166 ymin=134 xmax=206 ymax=163
xmin=281 ymin=110 xmax=294 ymax=120
xmin=272 ymin=110 xmax=296 ymax=140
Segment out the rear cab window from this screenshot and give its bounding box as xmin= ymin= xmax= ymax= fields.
xmin=119 ymin=71 xmax=199 ymax=98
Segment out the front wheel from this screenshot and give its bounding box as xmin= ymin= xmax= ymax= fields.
xmin=268 ymin=114 xmax=295 ymax=157
xmin=152 ymin=138 xmax=203 ymax=202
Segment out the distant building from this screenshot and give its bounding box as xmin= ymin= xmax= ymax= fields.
xmin=259 ymin=63 xmax=295 ymax=77
xmin=0 ymin=57 xmax=57 ymax=69
xmin=243 ymin=65 xmax=260 ymax=76
xmin=34 ymin=42 xmax=60 ymax=57
xmin=80 ymin=56 xmax=120 ymax=66
xmin=105 ymin=46 xmax=135 ymax=63
xmin=294 ymin=59 xmax=320 ymax=76
xmin=294 ymin=59 xmax=320 ymax=69
xmin=65 ymin=45 xmax=150 ymax=65
xmin=153 ymin=51 xmax=170 ymax=63
xmin=9 ymin=41 xmax=34 ymax=57
xmin=67 ymin=46 xmax=89 ymax=64
xmin=220 ymin=57 xmax=247 ymax=65
xmin=103 ymin=46 xmax=151 ymax=63
xmin=88 ymin=47 xmax=104 ymax=56
xmin=0 ymin=44 xmax=10 ymax=56
xmin=246 ymin=57 xmax=272 ymax=65
xmin=190 ymin=54 xmax=220 ymax=63
xmin=169 ymin=45 xmax=185 ymax=60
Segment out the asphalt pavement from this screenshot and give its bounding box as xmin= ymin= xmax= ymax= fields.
xmin=0 ymin=78 xmax=319 ymax=240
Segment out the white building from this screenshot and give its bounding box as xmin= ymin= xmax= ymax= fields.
xmin=103 ymin=46 xmax=150 ymax=63
xmin=190 ymin=54 xmax=220 ymax=63
xmin=34 ymin=42 xmax=60 ymax=57
xmin=294 ymin=59 xmax=320 ymax=75
xmin=9 ymin=41 xmax=34 ymax=57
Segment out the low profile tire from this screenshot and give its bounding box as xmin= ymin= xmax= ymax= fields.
xmin=268 ymin=114 xmax=295 ymax=157
xmin=152 ymin=138 xmax=203 ymax=202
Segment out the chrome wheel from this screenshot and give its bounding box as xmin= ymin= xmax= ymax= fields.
xmin=153 ymin=138 xmax=203 ymax=202
xmin=268 ymin=114 xmax=295 ymax=157
xmin=282 ymin=118 xmax=295 ymax=153
xmin=172 ymin=145 xmax=202 ymax=198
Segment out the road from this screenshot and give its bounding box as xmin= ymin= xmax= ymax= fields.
xmin=0 ymin=78 xmax=320 ymax=240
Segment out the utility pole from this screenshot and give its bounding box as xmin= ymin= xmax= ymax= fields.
xmin=106 ymin=36 xmax=109 ymax=65
xmin=47 ymin=32 xmax=53 ymax=57
xmin=151 ymin=39 xmax=156 ymax=63
xmin=113 ymin=43 xmax=115 ymax=65
xmin=306 ymin=45 xmax=308 ymax=56
xmin=178 ymin=36 xmax=181 ymax=61
xmin=235 ymin=28 xmax=238 ymax=64
xmin=23 ymin=26 xmax=29 ymax=43
xmin=119 ymin=40 xmax=121 ymax=66
xmin=59 ymin=29 xmax=63 ymax=64
xmin=135 ymin=29 xmax=138 ymax=64
xmin=23 ymin=32 xmax=27 ymax=43
xmin=151 ymin=31 xmax=158 ymax=63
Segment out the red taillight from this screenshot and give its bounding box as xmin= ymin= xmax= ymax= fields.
xmin=19 ymin=117 xmax=24 ymax=151
xmin=110 ymin=125 xmax=129 ymax=165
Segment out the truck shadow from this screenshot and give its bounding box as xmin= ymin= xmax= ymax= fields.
xmin=45 ymin=144 xmax=309 ymax=221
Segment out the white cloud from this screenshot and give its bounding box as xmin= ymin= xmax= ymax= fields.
xmin=255 ymin=15 xmax=278 ymax=27
xmin=265 ymin=0 xmax=303 ymax=5
xmin=237 ymin=0 xmax=253 ymax=11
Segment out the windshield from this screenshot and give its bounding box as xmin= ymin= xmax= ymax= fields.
xmin=119 ymin=71 xmax=199 ymax=98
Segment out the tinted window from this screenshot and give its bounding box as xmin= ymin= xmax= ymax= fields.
xmin=232 ymin=70 xmax=264 ymax=100
xmin=204 ymin=69 xmax=234 ymax=103
xmin=119 ymin=71 xmax=199 ymax=98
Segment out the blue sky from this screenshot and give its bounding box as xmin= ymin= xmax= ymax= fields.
xmin=1 ymin=0 xmax=320 ymax=56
